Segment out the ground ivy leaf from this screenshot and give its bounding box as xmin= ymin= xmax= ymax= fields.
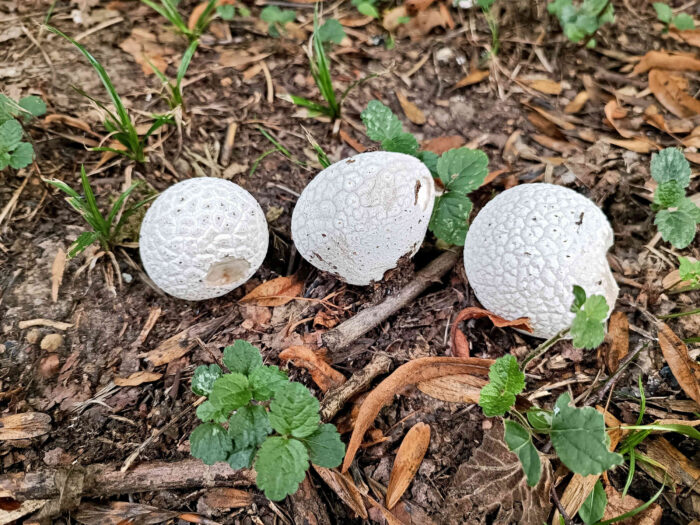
xmin=228 ymin=447 xmax=256 ymax=470
xmin=9 ymin=142 xmax=33 ymax=169
xmin=361 ymin=100 xmax=403 ymax=142
xmin=578 ymin=479 xmax=607 ymax=524
xmin=381 ymin=133 xmax=419 ymax=156
xmin=18 ymin=95 xmax=46 ymax=118
xmin=209 ymin=373 xmax=251 ymax=412
xmin=655 ymin=206 xmax=698 ymax=249
xmin=249 ymin=365 xmax=288 ymax=401
xmin=317 ymin=19 xmax=345 ymax=44
xmin=190 ymin=423 xmax=233 ymax=465
xmin=217 ymin=4 xmax=235 ymax=20
xmin=229 ymin=404 xmax=272 ymax=449
xmin=653 ymin=2 xmax=672 ymax=23
xmin=503 ymin=420 xmax=541 ymax=487
xmin=429 ymin=193 xmax=473 ymax=246
xmin=655 ymin=180 xmax=686 ymax=208
xmin=223 ymin=340 xmax=263 ymax=376
xmin=196 ymin=400 xmax=228 ymax=423
xmin=269 ymin=382 xmax=320 ymax=438
xmin=672 ymin=12 xmax=695 ymax=30
xmin=570 ymin=294 xmax=609 ymax=349
xmin=301 ymin=423 xmax=345 ymax=468
xmin=0 ymin=119 xmax=23 ymax=152
xmin=650 ymin=148 xmax=690 ymax=186
xmin=550 ymin=393 xmax=623 ymax=476
xmin=526 ymin=409 xmax=552 ymax=431
xmin=478 ymin=355 xmax=525 ymax=417
xmin=679 ymin=256 xmax=700 ymax=284
xmin=436 ymin=147 xmax=489 ymax=193
xmin=191 ymin=364 xmax=222 ymax=396
xmin=255 ymin=437 xmax=309 ymax=501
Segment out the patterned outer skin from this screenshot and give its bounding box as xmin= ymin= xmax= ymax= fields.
xmin=139 ymin=178 xmax=268 ymax=300
xmin=463 ymin=183 xmax=619 ymax=339
xmin=292 ymin=152 xmax=435 ymax=285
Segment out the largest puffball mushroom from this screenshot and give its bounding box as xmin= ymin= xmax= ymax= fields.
xmin=139 ymin=177 xmax=268 ymax=300
xmin=463 ymin=183 xmax=618 ymax=339
xmin=292 ymin=151 xmax=435 ymax=285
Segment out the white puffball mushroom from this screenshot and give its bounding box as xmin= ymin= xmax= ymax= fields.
xmin=292 ymin=151 xmax=435 ymax=285
xmin=463 ymin=183 xmax=619 ymax=339
xmin=139 ymin=177 xmax=268 ymax=300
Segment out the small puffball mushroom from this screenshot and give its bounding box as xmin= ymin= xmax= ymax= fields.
xmin=139 ymin=177 xmax=268 ymax=300
xmin=463 ymin=183 xmax=618 ymax=339
xmin=292 ymin=151 xmax=435 ymax=285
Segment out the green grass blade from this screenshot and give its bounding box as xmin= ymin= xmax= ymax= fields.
xmin=71 ymin=86 xmax=121 ymax=131
xmin=114 ymin=194 xmax=157 ymax=232
xmin=193 ymin=0 xmax=218 ymax=35
xmin=249 ymin=148 xmax=277 ymax=176
xmin=176 ymin=39 xmax=199 ymax=89
xmin=593 ymin=482 xmax=664 ymax=525
xmin=636 ymin=375 xmax=646 ymax=425
xmin=142 ymin=0 xmax=189 ymax=33
xmin=285 ymin=94 xmax=332 ymax=115
xmin=106 ymin=182 xmax=140 ymax=226
xmin=43 ymin=178 xmax=81 ymax=199
xmin=622 ymin=450 xmax=635 ymax=497
xmin=79 ymin=165 xmax=109 ymax=236
xmin=143 ymin=115 xmax=174 ymax=139
xmin=68 ymin=231 xmax=99 ymax=258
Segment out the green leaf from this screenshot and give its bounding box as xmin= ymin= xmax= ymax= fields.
xmin=650 ymin=148 xmax=691 ymax=186
xmin=504 ymin=420 xmax=541 ymax=486
xmin=209 ymin=373 xmax=251 ymax=412
xmin=0 ymin=152 xmax=10 ymax=170
xmin=0 ymin=119 xmax=23 ymax=152
xmin=249 ymin=365 xmax=288 ymax=401
xmin=672 ymin=12 xmax=695 ymax=30
xmin=570 ymin=293 xmax=609 ymax=349
xmin=217 ymin=4 xmax=235 ymax=20
xmin=18 ymin=95 xmax=46 ymax=118
xmin=429 ymin=193 xmax=473 ymax=246
xmin=417 ymin=150 xmax=439 ymax=176
xmin=361 ymin=100 xmax=403 ymax=142
xmin=655 ymin=203 xmax=699 ymax=249
xmin=477 ymin=0 xmax=495 ymax=8
xmin=255 ymin=436 xmax=309 ymax=501
xmin=318 ymin=19 xmax=346 ymax=44
xmin=655 ymin=180 xmax=686 ymax=208
xmin=269 ymin=382 xmax=320 ymax=438
xmin=571 ymin=284 xmax=587 ymax=313
xmin=381 ymin=133 xmax=419 ymax=156
xmin=436 ymin=148 xmax=489 ymax=193
xmin=190 ymin=423 xmax=233 ymax=465
xmin=478 ymin=355 xmax=525 ymax=417
xmin=579 ymin=480 xmax=607 ymax=524
xmin=356 ymin=1 xmax=379 ymax=18
xmin=196 ymin=400 xmax=228 ymax=423
xmin=550 ymin=393 xmax=624 ymax=476
xmin=653 ymin=2 xmax=672 ymax=23
xmin=228 ymin=447 xmax=256 ymax=469
xmin=301 ymin=423 xmax=345 ymax=468
xmin=678 ymin=256 xmax=700 ymax=283
xmin=527 ymin=409 xmax=552 ymax=431
xmin=223 ymin=340 xmax=263 ymax=376
xmin=191 ymin=364 xmax=222 ymax=396
xmin=67 ymin=231 xmax=99 ymax=258
xmin=261 ymin=6 xmax=296 ymax=25
xmin=228 ymin=404 xmax=272 ymax=449
xmin=9 ymin=142 xmax=33 ymax=169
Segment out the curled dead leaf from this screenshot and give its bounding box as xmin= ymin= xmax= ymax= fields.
xmin=397 ymin=8 xmax=447 ymax=40
xmin=386 ymin=422 xmax=431 ymax=509
xmin=450 ymin=307 xmax=532 ymax=357
xmin=644 ymin=104 xmax=695 ymax=134
xmin=114 ymin=371 xmax=163 ymax=387
xmin=239 ymin=272 xmax=304 ymax=307
xmin=383 ymin=6 xmax=408 ymax=32
xmin=0 ymin=412 xmax=51 ymax=440
xmin=396 ymin=90 xmax=426 ymax=125
xmin=601 ymin=136 xmax=657 ymax=153
xmin=564 ymin=91 xmax=589 ymax=114
xmin=417 ymin=373 xmax=487 ymax=403
xmin=657 ymin=322 xmax=700 ymax=405
xmin=43 ymin=114 xmax=95 ymax=135
xmin=633 ymin=50 xmax=700 ymax=75
xmin=405 ymin=0 xmax=436 ymax=15
xmin=649 ymin=68 xmax=700 ymax=118
xmin=454 ymin=69 xmax=489 ymax=89
xmin=51 ymin=248 xmax=66 ymax=303
xmin=605 ymin=311 xmax=629 ymax=373
xmin=279 ymin=346 xmax=346 ymax=392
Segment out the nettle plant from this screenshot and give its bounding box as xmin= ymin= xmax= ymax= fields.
xmin=653 ymin=2 xmax=695 ymax=31
xmin=547 ymin=0 xmax=614 ymax=48
xmin=360 ymin=100 xmax=488 ymax=245
xmin=189 ymin=341 xmax=345 ymax=501
xmin=0 ymin=94 xmax=46 ymax=170
xmin=650 ymin=148 xmax=700 ymax=249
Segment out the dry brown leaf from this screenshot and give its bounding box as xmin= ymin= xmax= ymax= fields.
xmin=450 ymin=307 xmax=532 ymax=357
xmin=604 ymin=100 xmax=637 ymax=139
xmin=239 ymin=272 xmax=304 ymax=307
xmin=439 ymin=3 xmax=455 ymax=29
xmin=114 ymin=371 xmax=163 ymax=387
xmin=528 ymin=111 xmax=565 ymax=139
xmin=601 ymin=136 xmax=657 ymax=153
xmin=639 ymin=437 xmax=700 ymax=494
xmin=219 ymin=51 xmax=272 ymax=70
xmin=201 ymin=488 xmax=254 ymax=509
xmin=279 ymin=346 xmax=346 ymax=392
xmin=523 ymin=78 xmax=562 ymax=95
xmin=565 ymin=91 xmax=589 ymax=114
xmin=74 ymin=501 xmax=178 ymax=525
xmin=453 ymin=69 xmax=489 ymax=88
xmin=339 ymin=129 xmax=367 ymax=153
xmin=417 ymin=373 xmax=487 ymax=403
xmin=657 ymin=322 xmax=700 ymax=405
xmin=119 ymin=28 xmax=172 ymax=75
xmin=0 ymin=412 xmax=51 ymax=440
xmin=341 ymin=356 xmax=493 ymax=472
xmin=633 ymin=50 xmax=700 ymax=74
xmin=421 ymin=135 xmax=465 ymax=154
xmin=313 ymin=466 xmax=368 ymax=518
xmin=43 ymin=114 xmax=95 ymax=134
xmin=527 ymin=104 xmax=576 ymax=131
xmin=396 ymin=90 xmax=426 ymax=125
xmin=405 ymin=0 xmax=436 ymax=15
xmin=339 ymin=15 xmax=374 ymax=27
xmin=382 ymin=6 xmax=408 ymax=31
xmin=367 ymin=495 xmax=404 ymax=525
xmin=686 ymin=151 xmax=700 ymax=164
xmin=188 ymin=1 xmax=216 ymax=31
xmin=397 ymin=8 xmax=446 ymax=40
xmin=531 ymin=134 xmax=579 ymax=156
xmin=51 ymin=248 xmax=66 ymax=303
xmin=602 ymin=485 xmax=662 ymax=525
xmin=649 ymin=68 xmax=700 ymax=118
xmin=605 ymin=311 xmax=629 ymax=373
xmin=386 ymin=422 xmax=431 ymax=509
xmin=313 ymin=310 xmax=339 ymax=329
xmin=644 ymin=104 xmax=695 ymax=134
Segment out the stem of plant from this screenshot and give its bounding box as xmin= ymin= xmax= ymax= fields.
xmin=520 ymin=328 xmax=569 ymax=371
xmin=658 ymin=307 xmax=700 ymax=319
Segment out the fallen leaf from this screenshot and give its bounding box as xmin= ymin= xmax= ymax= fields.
xmin=633 ymin=50 xmax=700 ymax=74
xmin=657 ymin=322 xmax=700 ymax=405
xmin=531 ymin=134 xmax=579 ymax=156
xmin=564 ymin=91 xmax=589 ymax=114
xmin=366 ymin=495 xmax=404 ymax=525
xmin=528 ymin=111 xmax=565 ymax=139
xmin=454 ymin=69 xmax=489 ymax=88
xmin=396 ymin=90 xmax=426 ymax=125
xmin=605 ymin=311 xmax=629 ymax=373
xmin=279 ymin=346 xmax=346 ymax=392
xmin=386 ymin=422 xmax=431 ymax=509
xmin=201 ymin=488 xmax=254 ymax=509
xmin=686 ymin=152 xmax=700 ymax=164
xmin=114 ymin=371 xmax=163 ymax=387
xmin=51 ymin=248 xmax=66 ymax=303
xmin=313 ymin=310 xmax=339 ymax=329
xmin=119 ymin=28 xmax=173 ymax=75
xmin=450 ymin=307 xmax=532 ymax=357
xmin=74 ymin=501 xmax=178 ymax=525
xmin=43 ymin=114 xmax=95 ymax=134
xmin=643 ymin=104 xmax=695 ymax=134
xmin=314 ymin=466 xmax=368 ymax=518
xmin=600 ymin=136 xmax=657 ymax=153
xmin=0 ymin=412 xmax=51 ymax=440
xmin=218 ymin=51 xmax=272 ymax=70
xmin=604 ymin=100 xmax=636 ymax=139
xmin=639 ymin=437 xmax=700 ymax=494
xmin=342 ymin=356 xmax=493 ymax=472
xmin=405 ymin=0 xmax=436 ymax=15
xmin=601 ymin=485 xmax=662 ymax=524
xmin=417 ymin=373 xmax=487 ymax=403
xmin=397 ymin=8 xmax=446 ymax=40
xmin=383 ymin=6 xmax=408 ymax=32
xmin=421 ymin=135 xmax=465 ymax=154
xmin=239 ymin=272 xmax=304 ymax=307
xmin=649 ymin=68 xmax=700 ymax=118
xmin=522 ymin=78 xmax=562 ymax=95
xmin=187 ymin=1 xmax=222 ymax=31
xmin=339 ymin=129 xmax=367 ymax=153
xmin=525 ymin=103 xmax=576 ymax=131
xmin=339 ymin=16 xmax=374 ymax=28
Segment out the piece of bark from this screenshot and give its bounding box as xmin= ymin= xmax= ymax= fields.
xmin=322 ymin=250 xmax=461 ymax=362
xmin=289 ymin=476 xmax=331 ymax=525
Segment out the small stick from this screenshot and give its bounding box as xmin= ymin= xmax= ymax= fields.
xmin=550 ymin=485 xmax=575 ymax=525
xmin=322 ymin=250 xmax=461 ymax=362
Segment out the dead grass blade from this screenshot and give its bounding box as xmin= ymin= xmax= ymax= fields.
xmin=386 ymin=422 xmax=430 ymax=509
xmin=657 ymin=322 xmax=700 ymax=405
xmin=450 ymin=307 xmax=532 ymax=357
xmin=239 ymin=272 xmax=304 ymax=307
xmin=279 ymin=345 xmax=346 ymax=392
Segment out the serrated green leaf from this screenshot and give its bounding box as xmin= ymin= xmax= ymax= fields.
xmin=381 ymin=133 xmax=419 ymax=156
xmin=504 ymin=420 xmax=541 ymax=486
xmin=570 ymin=293 xmax=608 ymax=349
xmin=228 ymin=404 xmax=272 ymax=449
xmin=550 ymin=393 xmax=624 ymax=475
xmin=196 ymin=400 xmax=228 ymax=423
xmin=228 ymin=447 xmax=256 ymax=469
xmin=0 ymin=152 xmax=10 ymax=170
xmin=436 ymin=148 xmax=489 ymax=192
xmin=527 ymin=409 xmax=552 ymax=431
xmin=429 ymin=193 xmax=473 ymax=246
xmin=223 ymin=340 xmax=263 ymax=376
xmin=217 ymin=4 xmax=235 ymax=20
xmin=571 ymin=285 xmax=587 ymax=313
xmin=678 ymin=256 xmax=700 ymax=284
xmin=478 ymin=355 xmax=525 ymax=417
xmin=9 ymin=142 xmax=33 ymax=168
xmin=655 ymin=205 xmax=698 ymax=249
xmin=650 ymin=148 xmax=691 ymax=186
xmin=653 ymin=2 xmax=672 ymax=23
xmin=191 ymin=364 xmax=222 ymax=396
xmin=255 ymin=437 xmax=308 ymax=501
xmin=672 ymin=12 xmax=695 ymax=30
xmin=318 ymin=19 xmax=346 ymax=44
xmin=18 ymin=95 xmax=46 ymax=118
xmin=579 ymin=480 xmax=607 ymax=524
xmin=209 ymin=373 xmax=251 ymax=412
xmin=269 ymin=382 xmax=320 ymax=438
xmin=655 ymin=180 xmax=686 ymax=208
xmin=249 ymin=365 xmax=288 ymax=400
xmin=301 ymin=423 xmax=345 ymax=468
xmin=190 ymin=423 xmax=233 ymax=465
xmin=361 ymin=100 xmax=403 ymax=142
xmin=0 ymin=119 xmax=23 ymax=152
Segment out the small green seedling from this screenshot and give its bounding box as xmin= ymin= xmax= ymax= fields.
xmin=317 ymin=18 xmax=346 ymax=44
xmin=650 ymin=148 xmax=700 ymax=249
xmin=352 ymin=0 xmax=379 ymax=18
xmin=141 ymin=0 xmax=217 ymax=41
xmin=189 ymin=340 xmax=345 ymax=501
xmin=47 ymin=26 xmax=173 ymax=163
xmin=43 ymin=166 xmax=155 ymax=258
xmin=477 ymin=0 xmax=500 ymax=55
xmin=260 ymin=6 xmax=296 ymax=37
xmin=217 ymin=3 xmax=250 ymax=20
xmin=0 ymin=94 xmax=46 ymax=170
xmin=147 ymin=39 xmax=198 ymax=111
xmin=547 ymin=0 xmax=615 ymax=48
xmin=678 ymin=256 xmax=700 ymax=289
xmin=360 ymin=100 xmax=489 ymax=246
xmin=653 ymin=2 xmax=695 ymax=30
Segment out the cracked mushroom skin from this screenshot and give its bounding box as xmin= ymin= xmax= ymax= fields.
xmin=139 ymin=177 xmax=268 ymax=300
xmin=291 ymin=151 xmax=435 ymax=285
xmin=463 ymin=183 xmax=619 ymax=339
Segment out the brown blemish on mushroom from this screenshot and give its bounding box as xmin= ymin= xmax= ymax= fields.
xmin=205 ymin=257 xmax=250 ymax=287
xmin=414 ymin=180 xmax=421 ymax=205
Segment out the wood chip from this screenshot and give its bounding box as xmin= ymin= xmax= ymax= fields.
xmin=114 ymin=371 xmax=163 ymax=387
xmin=605 ymin=311 xmax=629 ymax=373
xmin=201 ymin=487 xmax=254 ymax=509
xmin=0 ymin=412 xmax=51 ymax=440
xmin=417 ymin=373 xmax=486 ymax=403
xmin=18 ymin=319 xmax=72 ymax=330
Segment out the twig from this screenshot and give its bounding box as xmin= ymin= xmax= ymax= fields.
xmin=590 ymin=342 xmax=648 ymax=405
xmin=520 ymin=329 xmax=569 ymax=370
xmin=550 ymin=485 xmax=575 ymax=525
